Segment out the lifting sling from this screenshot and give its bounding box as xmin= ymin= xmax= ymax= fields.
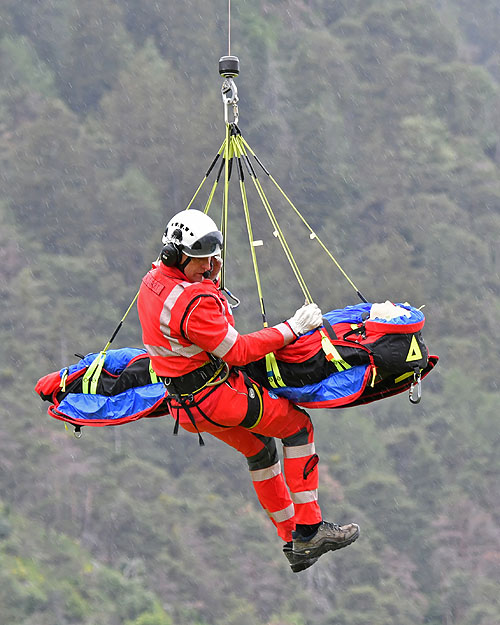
xmin=35 ymin=54 xmax=438 ymax=435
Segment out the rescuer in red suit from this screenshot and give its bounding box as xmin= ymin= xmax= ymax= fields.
xmin=137 ymin=209 xmax=359 ymax=572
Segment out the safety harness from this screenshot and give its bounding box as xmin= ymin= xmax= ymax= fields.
xmin=161 ymin=356 xmax=264 ymax=446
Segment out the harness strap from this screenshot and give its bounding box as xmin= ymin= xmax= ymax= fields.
xmin=82 ymin=351 xmax=107 ymax=394
xmin=238 ymin=371 xmax=264 ymax=429
xmin=162 ymin=359 xmax=228 ymax=397
xmin=164 ymin=380 xmax=228 ymax=446
xmin=265 ymin=352 xmax=286 ymax=388
xmin=149 ymin=361 xmax=159 ymax=383
xmin=165 ymin=369 xmax=264 ymax=443
xmin=179 ymin=399 xmax=206 ymax=446
xmin=322 ymin=317 xmax=338 ymax=340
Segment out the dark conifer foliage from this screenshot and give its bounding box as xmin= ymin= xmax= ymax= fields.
xmin=1 ymin=1 xmax=499 ymax=624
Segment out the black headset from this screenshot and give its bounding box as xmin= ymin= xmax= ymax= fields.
xmin=160 ymin=228 xmax=183 ymax=267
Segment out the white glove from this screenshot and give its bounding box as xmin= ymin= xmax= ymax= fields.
xmin=287 ymin=303 xmax=323 ymax=336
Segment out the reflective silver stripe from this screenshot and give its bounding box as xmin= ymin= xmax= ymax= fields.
xmin=157 ymin=282 xmax=209 ymax=356
xmin=145 ymin=343 xmax=203 ymax=358
xmin=290 ymin=489 xmax=318 ymax=504
xmin=274 ymin=322 xmax=295 ymax=342
xmin=250 ymin=461 xmax=281 ymax=482
xmin=159 ymin=283 xmax=188 ymax=338
xmin=212 ymin=324 xmax=238 ymax=358
xmin=283 ymin=443 xmax=316 ymax=459
xmin=268 ymin=503 xmax=295 ymax=524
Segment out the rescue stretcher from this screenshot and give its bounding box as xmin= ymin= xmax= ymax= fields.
xmin=36 ymin=302 xmax=438 ymax=435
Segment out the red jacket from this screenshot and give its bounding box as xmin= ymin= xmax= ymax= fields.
xmin=137 ymin=263 xmax=294 ymax=377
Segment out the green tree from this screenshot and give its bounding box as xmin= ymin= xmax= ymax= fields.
xmin=0 ymin=35 xmax=56 ymax=128
xmin=57 ymin=0 xmax=134 ymax=113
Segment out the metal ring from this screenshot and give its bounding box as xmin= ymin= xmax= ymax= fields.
xmin=205 ymin=362 xmax=230 ymax=387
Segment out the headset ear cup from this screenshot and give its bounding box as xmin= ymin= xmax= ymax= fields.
xmin=160 ymin=243 xmax=181 ymax=267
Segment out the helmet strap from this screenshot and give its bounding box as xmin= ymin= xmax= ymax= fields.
xmin=178 ymin=255 xmax=192 ymax=273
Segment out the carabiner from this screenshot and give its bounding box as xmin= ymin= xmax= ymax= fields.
xmin=221 ymin=77 xmax=239 ymax=125
xmin=409 ymin=370 xmax=422 ymax=404
xmin=223 ymin=287 xmax=241 ymax=309
xmin=205 ymin=362 xmax=230 ymax=387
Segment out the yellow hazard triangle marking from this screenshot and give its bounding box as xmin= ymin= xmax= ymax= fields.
xmin=406 ymin=335 xmax=423 ymax=362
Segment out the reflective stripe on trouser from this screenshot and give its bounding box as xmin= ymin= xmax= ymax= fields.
xmin=208 ymin=430 xmax=297 ymax=541
xmin=171 ymin=370 xmax=322 ymax=541
xmin=282 ymin=437 xmax=321 ymax=527
xmin=249 ymin=458 xmax=296 ymax=540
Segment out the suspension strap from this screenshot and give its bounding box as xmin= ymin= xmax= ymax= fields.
xmin=149 ymin=361 xmax=159 ymax=384
xmin=240 ymin=136 xmax=368 ymax=303
xmin=185 ymin=141 xmax=226 ymax=212
xmin=82 ymin=350 xmax=107 ymax=394
xmin=232 ymin=131 xmax=313 ymax=305
xmin=230 ymin=127 xmax=268 ymax=326
xmin=81 ymin=291 xmax=141 ymax=393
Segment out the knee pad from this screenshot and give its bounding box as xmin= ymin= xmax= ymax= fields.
xmin=246 ymin=436 xmax=278 ymax=471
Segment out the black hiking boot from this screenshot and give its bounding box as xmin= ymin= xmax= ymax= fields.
xmin=283 ymin=541 xmax=318 ymax=573
xmin=292 ymin=521 xmax=360 ymax=561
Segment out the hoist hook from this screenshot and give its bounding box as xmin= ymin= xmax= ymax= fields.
xmin=219 ymin=55 xmax=240 ymax=125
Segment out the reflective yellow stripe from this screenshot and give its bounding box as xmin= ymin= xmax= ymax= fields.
xmin=82 ymin=351 xmax=107 ymax=394
xmin=320 ymin=331 xmax=351 ymax=371
xmin=247 ymin=384 xmax=264 ymax=429
xmin=149 ymin=361 xmax=159 ymax=384
xmin=60 ymin=368 xmax=69 ymax=392
xmin=395 ymin=369 xmax=421 ymax=384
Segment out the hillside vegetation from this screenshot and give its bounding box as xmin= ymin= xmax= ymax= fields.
xmin=1 ymin=1 xmax=499 ymax=624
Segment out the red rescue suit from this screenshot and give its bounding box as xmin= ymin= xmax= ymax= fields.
xmin=137 ymin=262 xmax=322 ymax=542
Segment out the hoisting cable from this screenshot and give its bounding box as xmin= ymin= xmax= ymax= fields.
xmin=228 ymin=0 xmax=232 ymax=56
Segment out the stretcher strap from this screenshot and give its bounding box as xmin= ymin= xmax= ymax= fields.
xmin=149 ymin=361 xmax=159 ymax=384
xmin=82 ymin=351 xmax=107 ymax=395
xmin=320 ymin=332 xmax=352 ymax=371
xmin=265 ymin=353 xmax=287 ymax=388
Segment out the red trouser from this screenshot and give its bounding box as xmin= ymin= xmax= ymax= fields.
xmin=169 ymin=370 xmax=322 ymax=542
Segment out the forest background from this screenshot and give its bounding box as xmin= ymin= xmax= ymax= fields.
xmin=1 ymin=1 xmax=499 ymax=624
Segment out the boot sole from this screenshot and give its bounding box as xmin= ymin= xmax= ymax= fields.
xmin=283 ymin=546 xmax=319 ymax=573
xmin=291 ymin=557 xmax=318 ymax=573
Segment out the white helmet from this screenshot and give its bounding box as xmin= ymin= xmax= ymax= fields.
xmin=162 ymin=209 xmax=223 ymax=258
